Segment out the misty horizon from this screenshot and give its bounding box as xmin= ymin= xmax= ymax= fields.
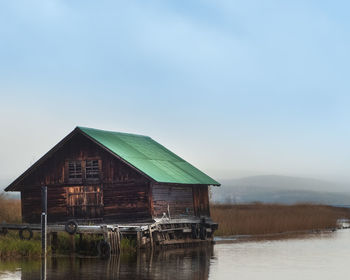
xmin=2 ymin=169 xmax=349 ymax=193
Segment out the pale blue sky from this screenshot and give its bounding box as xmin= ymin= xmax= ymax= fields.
xmin=0 ymin=0 xmax=349 ymax=184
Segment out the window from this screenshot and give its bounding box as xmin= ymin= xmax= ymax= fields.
xmin=68 ymin=161 xmax=82 ymax=179
xmin=86 ymin=160 xmax=99 ymax=179
xmin=67 ymin=159 xmax=100 ymax=182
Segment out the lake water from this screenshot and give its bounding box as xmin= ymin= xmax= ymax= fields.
xmin=1 ymin=230 xmax=350 ymax=280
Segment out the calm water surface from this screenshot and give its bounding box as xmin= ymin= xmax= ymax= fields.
xmin=1 ymin=230 xmax=350 ymax=280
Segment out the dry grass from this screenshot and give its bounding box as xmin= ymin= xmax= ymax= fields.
xmin=2 ymin=194 xmax=350 ymax=238
xmin=211 ymin=203 xmax=350 ymax=236
xmin=0 ymin=193 xmax=21 ymax=223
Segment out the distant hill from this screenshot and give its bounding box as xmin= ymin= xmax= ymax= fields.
xmin=2 ymin=174 xmax=350 ymax=204
xmin=211 ymin=175 xmax=350 ymax=205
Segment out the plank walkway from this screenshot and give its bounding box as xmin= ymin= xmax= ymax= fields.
xmin=0 ymin=217 xmax=218 ymax=257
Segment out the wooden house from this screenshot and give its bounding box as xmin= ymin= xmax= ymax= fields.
xmin=5 ymin=127 xmax=220 ymax=224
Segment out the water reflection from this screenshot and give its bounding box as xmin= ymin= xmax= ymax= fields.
xmin=17 ymin=246 xmax=213 ymax=280
xmin=2 ymin=231 xmax=350 ymax=280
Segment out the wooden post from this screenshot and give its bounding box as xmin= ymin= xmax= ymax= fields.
xmin=136 ymin=231 xmax=141 ymax=249
xmin=108 ymin=231 xmax=114 ymax=254
xmin=51 ymin=232 xmax=58 ymax=255
xmin=117 ymin=227 xmax=121 ymax=253
xmin=41 ymin=186 xmax=47 ymax=257
xmin=70 ymin=234 xmax=75 ymax=253
xmin=79 ymin=233 xmax=83 ymax=250
xmin=102 ymin=225 xmax=108 ymax=242
xmin=148 ymin=225 xmax=154 ymax=250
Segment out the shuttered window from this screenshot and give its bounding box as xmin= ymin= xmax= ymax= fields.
xmin=86 ymin=160 xmax=99 ymax=179
xmin=68 ymin=161 xmax=82 ymax=179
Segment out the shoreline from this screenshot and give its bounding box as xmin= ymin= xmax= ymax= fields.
xmin=0 ymin=227 xmax=347 ymax=260
xmin=214 ymin=227 xmax=341 ymax=244
xmin=2 ymin=202 xmax=350 ymax=259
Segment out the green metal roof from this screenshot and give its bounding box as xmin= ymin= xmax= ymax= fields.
xmin=78 ymin=127 xmax=220 ymax=186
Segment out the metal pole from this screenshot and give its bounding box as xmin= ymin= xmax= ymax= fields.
xmin=41 ymin=186 xmax=47 ymax=257
xmin=41 ymin=256 xmax=47 ymax=280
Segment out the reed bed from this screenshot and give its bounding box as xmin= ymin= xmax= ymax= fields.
xmin=0 ymin=232 xmax=42 ymax=258
xmin=2 ymin=194 xmax=350 ymax=253
xmin=0 ymin=193 xmax=21 ymax=223
xmin=211 ymin=203 xmax=350 ymax=236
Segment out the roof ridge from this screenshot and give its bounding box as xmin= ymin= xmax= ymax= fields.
xmin=77 ymin=126 xmax=151 ymax=138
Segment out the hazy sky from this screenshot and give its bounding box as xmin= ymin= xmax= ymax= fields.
xmin=1 ymin=0 xmax=349 ymax=186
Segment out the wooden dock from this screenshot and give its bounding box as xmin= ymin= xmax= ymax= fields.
xmin=0 ymin=217 xmax=218 ymax=258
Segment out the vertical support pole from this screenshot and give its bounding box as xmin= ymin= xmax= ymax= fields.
xmin=41 ymin=257 xmax=46 ymax=280
xmin=117 ymin=227 xmax=121 ymax=254
xmin=41 ymin=186 xmax=47 ymax=257
xmin=148 ymin=225 xmax=154 ymax=250
xmin=79 ymin=233 xmax=83 ymax=250
xmin=102 ymin=225 xmax=108 ymax=241
xmin=70 ymin=235 xmax=75 ymax=254
xmin=41 ymin=186 xmax=47 ymax=280
xmin=51 ymin=232 xmax=58 ymax=255
xmin=167 ymin=204 xmax=171 ymax=220
xmin=136 ymin=231 xmax=141 ymax=249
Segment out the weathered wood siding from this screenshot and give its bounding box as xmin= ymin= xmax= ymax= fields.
xmin=47 ymin=187 xmax=68 ymax=223
xmin=104 ymin=183 xmax=151 ymax=222
xmin=102 ymin=148 xmax=151 ymax=222
xmin=21 ymin=186 xmax=68 ymax=223
xmin=152 ymin=184 xmax=194 ymax=218
xmin=21 ymin=189 xmax=41 ymax=223
xmin=19 ymin=133 xmax=104 ymax=188
xmin=17 ymin=131 xmax=211 ymax=223
xmin=192 ymin=185 xmax=210 ymax=217
xmin=18 ymin=132 xmax=152 ymax=223
xmin=66 ymin=186 xmax=103 ymax=219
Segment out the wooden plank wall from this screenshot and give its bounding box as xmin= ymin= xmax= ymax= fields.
xmin=152 ymin=184 xmax=194 ymax=218
xmin=17 ymin=131 xmax=212 ymax=223
xmin=192 ymin=185 xmax=210 ymax=217
xmin=21 ymin=186 xmax=67 ymax=223
xmin=21 ymin=189 xmax=41 ymax=223
xmin=47 ymin=186 xmax=68 ymax=222
xmin=66 ymin=186 xmax=103 ymax=219
xmin=19 ymin=133 xmax=103 ymax=188
xmin=102 ymin=149 xmax=152 ymax=222
xmin=103 ymin=183 xmax=151 ymax=222
xmin=18 ymin=132 xmax=152 ymax=223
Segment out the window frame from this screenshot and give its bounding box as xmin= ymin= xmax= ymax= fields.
xmin=66 ymin=159 xmax=101 ymax=183
xmin=67 ymin=160 xmax=83 ymax=181
xmin=85 ymin=159 xmax=100 ymax=180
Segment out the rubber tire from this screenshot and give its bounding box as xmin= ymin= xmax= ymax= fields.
xmin=200 ymin=225 xmax=207 ymax=240
xmin=98 ymin=240 xmax=111 ymax=259
xmin=19 ymin=227 xmax=33 ymax=240
xmin=65 ymin=220 xmax=78 ymax=235
xmin=191 ymin=224 xmax=200 ymax=239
